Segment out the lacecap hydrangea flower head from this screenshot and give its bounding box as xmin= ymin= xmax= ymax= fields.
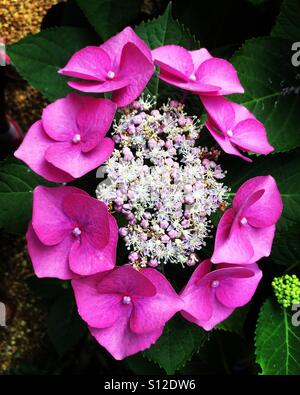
xmin=15 ymin=25 xmax=283 ymax=360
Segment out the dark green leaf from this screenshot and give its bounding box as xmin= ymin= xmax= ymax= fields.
xmin=8 ymin=27 xmax=99 ymax=101
xmin=47 ymin=291 xmax=86 ymax=357
xmin=76 ymin=0 xmax=143 ymax=40
xmin=135 ymin=3 xmax=200 ymax=98
xmin=224 ymin=152 xmax=300 ymax=267
xmin=181 ymin=330 xmax=256 ymax=375
xmin=230 ymin=37 xmax=300 ymax=153
xmin=125 ymin=354 xmax=163 ymax=375
xmin=136 ymin=3 xmax=199 ymax=50
xmin=0 ymin=157 xmax=53 ymax=234
xmin=272 ymin=0 xmax=300 ymax=41
xmin=143 ymin=315 xmax=208 ymax=374
xmin=271 ymin=225 xmax=300 ymax=267
xmin=225 ymin=152 xmax=300 ymax=233
xmin=255 ymin=298 xmax=300 ymax=374
xmin=217 ymin=305 xmax=250 ymax=336
xmin=247 ymin=0 xmax=268 ymax=4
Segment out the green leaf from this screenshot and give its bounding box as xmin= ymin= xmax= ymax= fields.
xmin=136 ymin=3 xmax=199 ymax=50
xmin=181 ymin=330 xmax=256 ymax=374
xmin=271 ymin=225 xmax=300 ymax=267
xmin=255 ymin=298 xmax=300 ymax=375
xmin=271 ymin=0 xmax=300 ymax=41
xmin=0 ymin=157 xmax=53 ymax=234
xmin=247 ymin=0 xmax=267 ymax=4
xmin=76 ymin=0 xmax=143 ymax=40
xmin=217 ymin=305 xmax=250 ymax=336
xmin=143 ymin=315 xmax=208 ymax=374
xmin=224 ymin=152 xmax=300 ymax=267
xmin=225 ymin=152 xmax=300 ymax=234
xmin=230 ymin=37 xmax=300 ymax=153
xmin=126 ymin=354 xmax=163 ymax=375
xmin=135 ymin=3 xmax=200 ymax=98
xmin=7 ymin=27 xmax=99 ymax=102
xmin=47 ymin=291 xmax=86 ymax=357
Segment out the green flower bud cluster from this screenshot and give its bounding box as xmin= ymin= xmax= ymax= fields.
xmin=272 ymin=274 xmax=300 ymax=308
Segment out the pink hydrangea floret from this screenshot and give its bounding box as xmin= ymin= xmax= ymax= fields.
xmin=200 ymin=95 xmax=273 ymax=161
xmin=211 ymin=176 xmax=283 ymax=264
xmin=72 ymin=264 xmax=183 ymax=359
xmin=152 ymin=45 xmax=244 ymax=95
xmin=180 ymin=259 xmax=262 ymax=330
xmin=59 ymin=27 xmax=154 ymax=107
xmin=15 ymin=92 xmax=116 ymax=182
xmin=27 ymin=186 xmax=118 ymax=279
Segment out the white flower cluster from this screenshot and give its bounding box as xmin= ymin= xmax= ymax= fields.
xmin=96 ymin=96 xmax=229 ymax=268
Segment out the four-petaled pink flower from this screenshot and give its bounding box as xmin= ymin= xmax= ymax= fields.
xmin=152 ymin=45 xmax=244 ymax=95
xmin=72 ymin=264 xmax=183 ymax=360
xmin=27 ymin=186 xmax=118 ymax=279
xmin=58 ymin=27 xmax=154 ymax=107
xmin=200 ymin=96 xmax=273 ymax=161
xmin=180 ymin=259 xmax=262 ymax=330
xmin=15 ymin=93 xmax=116 ymax=182
xmin=211 ymin=176 xmax=283 ymax=265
